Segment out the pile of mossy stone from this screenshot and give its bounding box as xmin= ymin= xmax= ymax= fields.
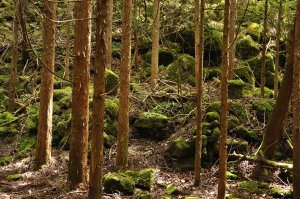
xmin=103 ymin=168 xmax=154 ymax=196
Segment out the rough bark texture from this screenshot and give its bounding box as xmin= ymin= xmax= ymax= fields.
xmin=88 ymin=0 xmax=109 ymax=198
xmin=150 ymin=0 xmax=160 ymax=89
xmin=67 ymin=0 xmax=92 ymax=189
xmin=19 ymin=0 xmax=30 ymax=65
xmin=116 ymin=0 xmax=132 ymax=171
xmin=228 ymin=0 xmax=236 ymax=80
xmin=274 ymin=0 xmax=283 ymax=98
xmin=8 ymin=0 xmax=20 ymax=113
xmin=293 ymin=2 xmax=300 ymax=198
xmin=256 ymin=27 xmax=294 ymax=160
xmin=64 ymin=1 xmax=72 ymax=80
xmin=106 ymin=0 xmax=113 ymax=69
xmin=194 ymin=0 xmax=204 ymax=187
xmin=218 ymin=0 xmax=230 ymax=198
xmin=35 ymin=1 xmax=56 ymax=169
xmin=260 ymin=0 xmax=268 ymax=97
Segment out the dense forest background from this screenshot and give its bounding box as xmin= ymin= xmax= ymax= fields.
xmin=0 ymin=0 xmax=299 ymax=198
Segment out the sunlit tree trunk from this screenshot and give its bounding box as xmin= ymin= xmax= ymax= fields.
xmin=116 ymin=0 xmax=132 ymax=171
xmin=64 ymin=0 xmax=73 ymax=80
xmin=106 ymin=0 xmax=113 ymax=69
xmin=68 ymin=0 xmax=92 ymax=189
xmin=8 ymin=0 xmax=20 ymax=113
xmin=150 ymin=0 xmax=160 ymax=89
xmin=35 ymin=0 xmax=56 ymax=169
xmin=218 ymin=0 xmax=231 ymax=198
xmin=260 ymin=0 xmax=268 ymax=97
xmin=194 ymin=0 xmax=204 ymax=187
xmin=228 ymin=0 xmax=236 ymax=80
xmin=274 ymin=0 xmax=283 ymax=98
xmin=88 ymin=0 xmax=109 ymax=198
xmin=293 ymin=1 xmax=300 ymax=198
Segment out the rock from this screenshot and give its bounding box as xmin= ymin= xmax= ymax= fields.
xmin=169 ymin=137 xmax=194 ymax=158
xmin=206 ymin=101 xmax=221 ymax=113
xmin=105 ymin=69 xmax=119 ymax=95
xmin=205 ymin=112 xmax=220 ymax=123
xmin=228 ymin=80 xmax=245 ymax=99
xmin=236 ymin=35 xmax=259 ymax=60
xmin=231 ymin=125 xmax=259 ymax=142
xmin=227 ymin=137 xmax=249 ymax=154
xmin=136 ymin=169 xmax=154 ymax=190
xmin=103 ymin=172 xmax=135 ymax=195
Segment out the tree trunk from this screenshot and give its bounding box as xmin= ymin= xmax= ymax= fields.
xmin=293 ymin=1 xmax=300 ymax=198
xmin=255 ymin=27 xmax=294 ymax=160
xmin=18 ymin=0 xmax=30 ymax=65
xmin=67 ymin=0 xmax=92 ymax=189
xmin=8 ymin=0 xmax=20 ymax=113
xmin=88 ymin=0 xmax=109 ymax=198
xmin=64 ymin=0 xmax=73 ymax=80
xmin=228 ymin=0 xmax=236 ymax=80
xmin=116 ymin=0 xmax=132 ymax=171
xmin=35 ymin=0 xmax=56 ymax=169
xmin=106 ymin=0 xmax=113 ymax=69
xmin=194 ymin=0 xmax=204 ymax=187
xmin=260 ymin=0 xmax=268 ymax=97
xmin=218 ymin=0 xmax=231 ymax=198
xmin=150 ymin=0 xmax=160 ymax=89
xmin=274 ymin=0 xmax=283 ymax=98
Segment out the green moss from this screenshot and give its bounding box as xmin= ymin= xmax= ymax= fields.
xmin=53 ymin=87 xmax=72 ymax=101
xmin=105 ymin=69 xmax=119 ymax=95
xmin=166 ymin=184 xmax=179 ymax=195
xmin=205 ymin=112 xmax=220 ymax=123
xmin=104 ymin=120 xmax=118 ymax=136
xmin=17 ymin=135 xmax=36 ymax=158
xmin=271 ymin=186 xmax=292 ymax=198
xmin=0 ymin=112 xmax=18 ymax=137
xmin=245 ymin=23 xmax=263 ymax=42
xmin=130 ymin=82 xmax=141 ymax=93
xmin=206 ymin=101 xmax=221 ymax=113
xmin=211 ymin=120 xmax=220 ymax=129
xmin=228 ymin=137 xmax=249 ymax=154
xmin=228 ymin=115 xmax=240 ymax=132
xmin=228 ymin=80 xmax=245 ymax=99
xmin=226 ymin=171 xmax=238 ymax=180
xmin=135 ymin=190 xmax=151 ymax=199
xmin=136 ymin=168 xmax=154 ymax=190
xmin=251 ymin=99 xmax=275 ymax=122
xmin=103 ymin=172 xmax=135 ymax=195
xmin=232 ymin=125 xmax=259 ymax=142
xmin=0 ymin=156 xmax=13 ymax=166
xmin=204 ymin=29 xmax=223 ymax=66
xmin=169 ymin=137 xmax=193 ymax=158
xmin=185 ymin=197 xmax=200 ymax=199
xmin=238 ymin=181 xmax=269 ymax=194
xmin=229 ymin=101 xmax=248 ymax=122
xmin=26 ymin=104 xmax=39 ymax=135
xmin=236 ymin=35 xmax=259 ymax=60
xmin=105 ymin=99 xmax=119 ymax=119
xmin=6 ymin=173 xmax=22 ymax=181
xmin=246 ymin=87 xmax=274 ymax=98
xmin=104 ymin=132 xmax=116 ymax=148
xmin=152 ymin=102 xmax=192 ymax=117
xmin=134 ymin=112 xmax=168 ymax=129
xmin=166 ymin=54 xmax=195 ymax=86
xmin=205 ymin=68 xmax=221 ymax=81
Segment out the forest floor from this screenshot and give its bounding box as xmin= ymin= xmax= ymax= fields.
xmin=0 ymin=133 xmax=292 ymax=199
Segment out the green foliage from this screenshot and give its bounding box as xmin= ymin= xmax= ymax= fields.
xmin=105 ymin=99 xmax=119 ymax=119
xmin=53 ymin=86 xmax=72 ymax=102
xmin=206 ymin=101 xmax=221 ymax=113
xmin=6 ymin=173 xmax=22 ymax=181
xmin=0 ymin=112 xmax=18 ymax=137
xmin=152 ymin=101 xmax=192 ymax=117
xmin=104 ymin=132 xmax=116 ymax=148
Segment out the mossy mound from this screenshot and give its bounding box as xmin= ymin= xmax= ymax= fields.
xmin=17 ymin=135 xmax=36 ymax=158
xmin=231 ymin=125 xmax=259 ymax=142
xmin=0 ymin=156 xmax=13 ymax=166
xmin=227 ymin=137 xmax=249 ymax=154
xmin=6 ymin=173 xmax=22 ymax=181
xmin=228 ymin=80 xmax=245 ymax=99
xmin=126 ymin=168 xmax=154 ymax=190
xmin=226 ymin=171 xmax=238 ymax=180
xmin=105 ymin=69 xmax=119 ymax=95
xmin=236 ymin=35 xmax=259 ymax=60
xmin=134 ymin=112 xmax=170 ymax=140
xmin=228 ymin=115 xmax=240 ymax=132
xmin=166 ymin=184 xmax=180 ymax=195
xmin=166 ymin=54 xmax=195 ymax=86
xmin=103 ymin=172 xmax=135 ymax=195
xmin=251 ymin=99 xmax=275 ymax=122
xmin=205 ymin=68 xmax=221 ymax=81
xmin=205 ymin=111 xmax=220 ymax=123
xmin=238 ymin=181 xmax=269 ymax=194
xmin=271 ymin=186 xmax=292 ymax=198
xmin=0 ymin=112 xmax=18 ymax=137
xmin=233 ymin=65 xmax=255 ymax=89
xmin=245 ymin=23 xmax=263 ymax=42
xmin=168 ymin=137 xmax=193 ymax=158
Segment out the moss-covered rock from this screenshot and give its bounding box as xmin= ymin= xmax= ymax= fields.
xmin=234 ymin=65 xmax=255 ymax=86
xmin=166 ymin=184 xmax=180 ymax=195
xmin=17 ymin=135 xmax=36 ymax=158
xmin=228 ymin=137 xmax=249 ymax=154
xmin=271 ymin=186 xmax=292 ymax=198
xmin=169 ymin=137 xmax=193 ymax=158
xmin=103 ymin=172 xmax=135 ymax=195
xmin=6 ymin=173 xmax=22 ymax=181
xmin=166 ymin=54 xmax=195 ymax=86
xmin=105 ymin=98 xmax=119 ymax=119
xmin=205 ymin=68 xmax=221 ymax=81
xmin=245 ymin=23 xmax=263 ymax=42
xmin=236 ymin=35 xmax=259 ymax=60
xmin=228 ymin=115 xmax=240 ymax=132
xmin=0 ymin=156 xmax=13 ymax=166
xmin=136 ymin=169 xmax=154 ymax=190
xmin=229 ymin=101 xmax=248 ymax=122
xmin=53 ymin=86 xmax=72 ymax=102
xmin=228 ymin=80 xmax=245 ymax=99
xmin=231 ymin=125 xmax=259 ymax=142
xmin=134 ymin=112 xmax=170 ymax=140
xmin=105 ymin=69 xmax=119 ymax=95
xmin=205 ymin=112 xmax=220 ymax=123
xmin=0 ymin=111 xmax=18 ymax=137
xmin=206 ymin=101 xmax=221 ymax=113
xmin=251 ymin=99 xmax=275 ymax=122
xmin=104 ymin=132 xmax=116 ymax=148
xmin=238 ymin=181 xmax=269 ymax=194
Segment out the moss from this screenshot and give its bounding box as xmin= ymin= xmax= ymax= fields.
xmin=0 ymin=112 xmax=18 ymax=137
xmin=185 ymin=197 xmax=200 ymax=199
xmin=105 ymin=69 xmax=119 ymax=95
xmin=246 ymin=87 xmax=274 ymax=98
xmin=6 ymin=173 xmax=22 ymax=181
xmin=0 ymin=156 xmax=13 ymax=166
xmin=228 ymin=115 xmax=240 ymax=132
xmin=226 ymin=171 xmax=238 ymax=180
xmin=236 ymin=35 xmax=259 ymax=60
xmin=53 ymin=87 xmax=72 ymax=101
xmin=134 ymin=112 xmax=168 ymax=129
xmin=229 ymin=101 xmax=248 ymax=122
xmin=211 ymin=120 xmax=220 ymax=129
xmin=251 ymin=99 xmax=275 ymax=122
xmin=17 ymin=135 xmax=36 ymax=158
xmin=136 ymin=168 xmax=154 ymax=190
xmin=105 ymin=99 xmax=119 ymax=119
xmin=232 ymin=125 xmax=259 ymax=142
xmin=204 ymin=29 xmax=223 ymax=66
xmin=26 ymin=104 xmax=39 ymax=135
xmin=103 ymin=172 xmax=135 ymax=195
xmin=135 ymin=190 xmax=151 ymax=199
xmin=104 ymin=132 xmax=116 ymax=148
xmin=228 ymin=80 xmax=245 ymax=99
xmin=130 ymin=82 xmax=141 ymax=93
xmin=166 ymin=54 xmax=195 ymax=86
xmin=152 ymin=102 xmax=192 ymax=117
xmin=166 ymin=184 xmax=179 ymax=195
xmin=209 ymin=127 xmax=220 ymax=144
xmin=245 ymin=23 xmax=263 ymax=42
xmin=205 ymin=68 xmax=221 ymax=81
xmin=271 ymin=186 xmax=292 ymax=198
xmin=238 ymin=181 xmax=269 ymax=194
xmin=228 ymin=137 xmax=249 ymax=154
xmin=169 ymin=137 xmax=193 ymax=158
xmin=206 ymin=101 xmax=221 ymax=113
xmin=104 ymin=120 xmax=118 ymax=136
xmin=205 ymin=112 xmax=220 ymax=123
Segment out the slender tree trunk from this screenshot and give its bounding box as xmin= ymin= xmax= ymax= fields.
xmin=64 ymin=0 xmax=73 ymax=80
xmin=150 ymin=0 xmax=160 ymax=89
xmin=228 ymin=0 xmax=236 ymax=80
xmin=88 ymin=0 xmax=109 ymax=198
xmin=116 ymin=0 xmax=132 ymax=171
xmin=218 ymin=0 xmax=231 ymax=198
xmin=106 ymin=0 xmax=113 ymax=69
xmin=194 ymin=0 xmax=204 ymax=187
xmin=293 ymin=1 xmax=300 ymax=198
xmin=255 ymin=27 xmax=294 ymax=160
xmin=274 ymin=0 xmax=283 ymax=98
xmin=8 ymin=0 xmax=20 ymax=113
xmin=18 ymin=0 xmax=29 ymax=65
xmin=260 ymin=0 xmax=268 ymax=97
xmin=68 ymin=0 xmax=92 ymax=189
xmin=35 ymin=0 xmax=56 ymax=169
xmin=133 ymin=0 xmax=139 ymax=68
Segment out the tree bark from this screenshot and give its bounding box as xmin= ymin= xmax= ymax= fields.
xmin=260 ymin=0 xmax=268 ymax=97
xmin=64 ymin=0 xmax=73 ymax=80
xmin=88 ymin=0 xmax=109 ymax=198
xmin=8 ymin=0 xmax=20 ymax=113
xmin=293 ymin=1 xmax=300 ymax=198
xmin=106 ymin=0 xmax=113 ymax=69
xmin=35 ymin=0 xmax=56 ymax=169
xmin=194 ymin=0 xmax=204 ymax=187
xmin=150 ymin=0 xmax=160 ymax=89
xmin=274 ymin=0 xmax=283 ymax=98
xmin=218 ymin=0 xmax=231 ymax=198
xmin=228 ymin=0 xmax=236 ymax=80
xmin=68 ymin=0 xmax=92 ymax=189
xmin=116 ymin=0 xmax=132 ymax=171
xmin=19 ymin=0 xmax=30 ymax=65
